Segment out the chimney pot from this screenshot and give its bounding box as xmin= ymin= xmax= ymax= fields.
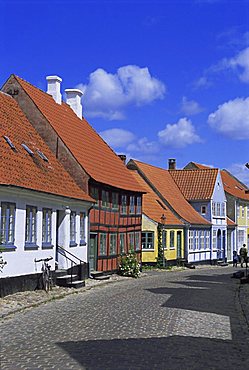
xmin=118 ymin=154 xmax=127 ymax=164
xmin=65 ymin=88 xmax=83 ymax=119
xmin=168 ymin=158 xmax=176 ymax=170
xmin=46 ymin=75 xmax=62 ymax=104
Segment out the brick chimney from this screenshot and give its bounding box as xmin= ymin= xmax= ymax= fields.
xmin=46 ymin=76 xmax=62 ymax=104
xmin=65 ymin=89 xmax=83 ymax=119
xmin=118 ymin=154 xmax=127 ymax=164
xmin=168 ymin=158 xmax=176 ymax=170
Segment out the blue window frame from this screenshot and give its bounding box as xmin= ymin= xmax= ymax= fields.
xmin=70 ymin=211 xmax=77 ymax=247
xmin=0 ymin=202 xmax=16 ymax=249
xmin=80 ymin=212 xmax=86 ymax=245
xmin=25 ymin=206 xmax=38 ymax=249
xmin=136 ymin=196 xmax=142 ymax=214
xmin=42 ymin=208 xmax=53 ymax=248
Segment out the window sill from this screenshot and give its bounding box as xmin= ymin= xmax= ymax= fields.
xmin=80 ymin=241 xmax=87 ymax=246
xmin=25 ymin=244 xmax=39 ymax=251
xmin=42 ymin=243 xmax=54 ymax=250
xmin=142 ymin=249 xmax=155 ymax=251
xmin=0 ymin=244 xmax=17 ymax=252
xmin=70 ymin=242 xmax=78 ymax=248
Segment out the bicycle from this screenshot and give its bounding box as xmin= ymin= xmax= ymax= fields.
xmin=34 ymin=257 xmax=53 ymax=292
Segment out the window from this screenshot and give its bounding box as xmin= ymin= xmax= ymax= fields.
xmin=135 ymin=231 xmax=140 ymax=251
xmin=129 ymin=196 xmax=135 ymax=214
xmin=136 ymin=196 xmax=142 ymax=214
xmin=238 ymin=230 xmax=245 ymax=247
xmin=121 ymin=195 xmax=127 ymax=214
xmin=80 ymin=212 xmax=86 ymax=245
xmin=102 ymin=190 xmax=109 ymax=209
xmin=70 ymin=211 xmax=77 ymax=246
xmin=201 ymin=205 xmax=207 ymax=215
xmin=221 ymin=203 xmax=225 ymax=217
xmin=242 ymin=206 xmax=245 ymax=218
xmin=212 ymin=202 xmax=216 ymax=216
xmin=212 ymin=230 xmax=217 ymax=249
xmin=142 ymin=232 xmax=154 ymax=250
xmin=162 ymin=230 xmax=167 ymax=250
xmin=90 ymin=186 xmax=99 ymax=207
xmin=25 ymin=206 xmax=37 ymax=247
xmin=200 ymin=230 xmax=205 ymax=249
xmin=189 ymin=231 xmax=194 ymax=250
xmin=119 ymin=233 xmax=125 ymax=254
xmin=216 ymin=203 xmax=221 ymax=216
xmin=110 ymin=233 xmax=117 ymax=255
xmin=195 ymin=231 xmax=199 ymax=250
xmin=205 ymin=230 xmax=210 ymax=249
xmin=170 ymin=230 xmax=175 ymax=249
xmin=112 ymin=192 xmax=119 ymax=210
xmin=0 ymin=202 xmax=15 ymax=247
xmin=99 ymin=233 xmax=107 ymax=255
xmin=128 ymin=232 xmax=135 ymax=251
xmin=42 ymin=208 xmax=52 ymax=248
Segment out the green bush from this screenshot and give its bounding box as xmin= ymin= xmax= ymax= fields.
xmin=119 ymin=250 xmax=141 ymax=278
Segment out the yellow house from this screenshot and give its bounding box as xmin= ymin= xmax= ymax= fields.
xmin=129 ymin=165 xmax=185 ymax=265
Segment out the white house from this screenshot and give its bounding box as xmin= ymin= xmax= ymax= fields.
xmin=0 ymin=91 xmax=94 ymax=296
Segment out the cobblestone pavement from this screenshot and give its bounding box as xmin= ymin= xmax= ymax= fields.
xmin=1 ymin=266 xmax=249 ymax=370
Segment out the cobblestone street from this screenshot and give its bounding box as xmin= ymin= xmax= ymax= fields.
xmin=1 ymin=266 xmax=249 ymax=370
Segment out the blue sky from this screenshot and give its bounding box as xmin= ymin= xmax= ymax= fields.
xmin=1 ymin=0 xmax=249 ymax=184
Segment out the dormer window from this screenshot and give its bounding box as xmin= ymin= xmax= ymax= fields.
xmin=201 ymin=205 xmax=207 ymax=215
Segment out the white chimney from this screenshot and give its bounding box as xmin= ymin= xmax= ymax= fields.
xmin=65 ymin=89 xmax=83 ymax=119
xmin=46 ymin=75 xmax=62 ymax=104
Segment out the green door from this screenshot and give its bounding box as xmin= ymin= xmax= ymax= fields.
xmin=177 ymin=231 xmax=182 ymax=259
xmin=89 ymin=234 xmax=97 ymax=271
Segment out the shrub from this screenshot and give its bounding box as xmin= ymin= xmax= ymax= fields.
xmin=119 ymin=250 xmax=141 ymax=278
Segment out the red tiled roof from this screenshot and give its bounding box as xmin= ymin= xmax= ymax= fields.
xmin=169 ymin=169 xmax=218 ymax=200
xmin=221 ymin=170 xmax=249 ymax=201
xmin=0 ymin=91 xmax=94 ymax=202
xmin=227 ymin=217 xmax=236 ymax=226
xmin=14 ymin=75 xmax=143 ymax=193
xmin=129 ymin=170 xmax=184 ymax=225
xmin=130 ymin=160 xmax=210 ymax=225
xmin=189 ymin=162 xmax=211 ymax=169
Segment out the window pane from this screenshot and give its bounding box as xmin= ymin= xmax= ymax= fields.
xmin=119 ymin=233 xmax=125 ymax=254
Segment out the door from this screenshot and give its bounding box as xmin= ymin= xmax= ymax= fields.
xmin=89 ymin=233 xmax=97 ymax=271
xmin=177 ymin=231 xmax=182 ymax=259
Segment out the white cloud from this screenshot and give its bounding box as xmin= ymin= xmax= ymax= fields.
xmin=227 ymin=163 xmax=249 ymax=187
xmin=158 ymin=118 xmax=202 ymax=148
xmin=227 ymin=47 xmax=249 ymax=83
xmin=127 ymin=137 xmax=160 ymax=154
xmin=181 ymin=96 xmax=204 ymax=115
xmin=77 ymin=65 xmax=166 ymax=120
xmin=208 ymin=97 xmax=249 ymax=139
xmin=99 ymin=128 xmax=135 ymax=148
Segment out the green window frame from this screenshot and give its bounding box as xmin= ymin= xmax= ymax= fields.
xmin=170 ymin=230 xmax=175 ymax=249
xmin=119 ymin=233 xmax=125 ymax=254
xmin=121 ymin=195 xmax=127 ymax=215
xmin=110 ymin=233 xmax=117 ymax=255
xmin=112 ymin=192 xmax=119 ymax=210
xmin=142 ymin=232 xmax=154 ymax=250
xmin=99 ymin=233 xmax=107 ymax=255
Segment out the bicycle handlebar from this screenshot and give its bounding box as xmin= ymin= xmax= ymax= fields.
xmin=34 ymin=257 xmax=53 ymax=263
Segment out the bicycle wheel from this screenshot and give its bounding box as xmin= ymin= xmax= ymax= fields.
xmin=42 ymin=271 xmax=50 ymax=292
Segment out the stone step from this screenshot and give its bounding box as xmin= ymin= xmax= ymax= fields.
xmin=56 ymin=274 xmax=78 ymax=287
xmin=54 ymin=269 xmax=67 ymax=277
xmin=91 ymin=271 xmax=104 ymax=278
xmin=67 ymin=280 xmax=86 ymax=289
xmin=93 ymin=275 xmax=110 ymax=281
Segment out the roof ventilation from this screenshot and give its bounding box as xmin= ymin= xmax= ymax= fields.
xmin=22 ymin=144 xmax=34 ymax=156
xmin=65 ymin=88 xmax=83 ymax=119
xmin=3 ymin=135 xmax=16 ymax=151
xmin=37 ymin=150 xmax=48 ymax=162
xmin=46 ymin=75 xmax=62 ymax=104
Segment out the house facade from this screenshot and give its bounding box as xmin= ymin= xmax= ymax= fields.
xmin=2 ymin=75 xmax=144 ymax=273
xmin=170 ymin=166 xmax=228 ymax=261
xmin=129 ymin=168 xmax=185 ymax=265
xmin=0 ymin=91 xmax=94 ymax=296
xmin=127 ymin=160 xmax=212 ymax=264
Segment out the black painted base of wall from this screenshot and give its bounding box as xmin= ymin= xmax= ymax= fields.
xmin=0 ymin=273 xmax=43 ymax=298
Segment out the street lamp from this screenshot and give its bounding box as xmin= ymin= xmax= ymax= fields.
xmin=160 ymin=214 xmax=166 ymax=268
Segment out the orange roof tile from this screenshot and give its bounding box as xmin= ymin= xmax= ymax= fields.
xmin=227 ymin=217 xmax=236 ymax=226
xmin=0 ymin=91 xmax=94 ymax=202
xmin=129 ymin=170 xmax=184 ymax=225
xmin=169 ymin=169 xmax=218 ymax=200
xmin=221 ymin=170 xmax=249 ymax=201
xmin=14 ymin=75 xmax=143 ymax=193
xmin=130 ymin=160 xmax=210 ymax=225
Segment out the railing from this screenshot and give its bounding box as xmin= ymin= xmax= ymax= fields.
xmin=57 ymin=245 xmax=85 ymax=283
